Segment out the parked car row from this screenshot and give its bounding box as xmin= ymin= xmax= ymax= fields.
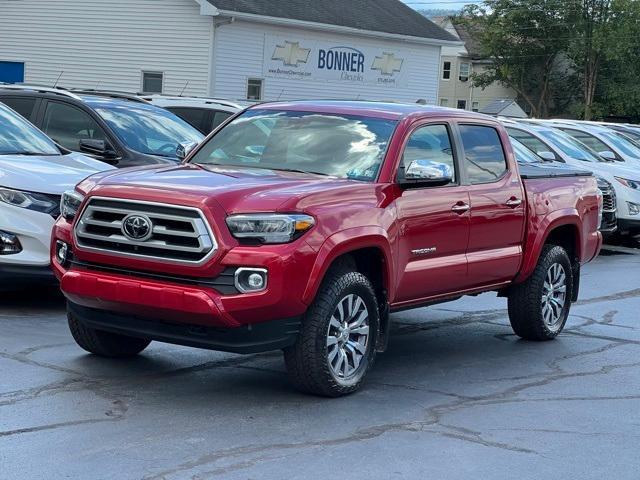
xmin=0 ymin=84 xmax=249 ymax=285
xmin=502 ymin=117 xmax=640 ymax=237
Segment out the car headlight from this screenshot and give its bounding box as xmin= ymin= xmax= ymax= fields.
xmin=0 ymin=187 xmax=59 ymax=214
xmin=615 ymin=177 xmax=640 ymax=190
xmin=60 ymin=190 xmax=85 ymax=221
xmin=226 ymin=214 xmax=315 ymax=244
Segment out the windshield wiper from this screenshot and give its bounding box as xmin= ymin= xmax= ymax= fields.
xmin=268 ymin=167 xmax=332 ymax=177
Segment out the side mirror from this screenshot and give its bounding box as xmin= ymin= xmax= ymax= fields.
xmin=176 ymin=141 xmax=199 ymax=160
xmin=79 ymin=139 xmax=118 ymax=162
xmin=598 ymin=150 xmax=617 ymax=161
xmin=536 ymin=151 xmax=556 ymax=162
xmin=399 ymin=159 xmax=453 ymax=188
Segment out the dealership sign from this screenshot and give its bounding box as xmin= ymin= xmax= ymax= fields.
xmin=263 ymin=35 xmax=409 ymax=88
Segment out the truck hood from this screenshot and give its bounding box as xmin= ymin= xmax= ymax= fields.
xmin=85 ymin=164 xmax=379 ymax=213
xmin=0 ymin=152 xmax=114 ymax=194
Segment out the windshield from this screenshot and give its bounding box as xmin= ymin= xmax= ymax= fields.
xmin=602 ymin=131 xmax=640 ymax=158
xmin=96 ymin=104 xmax=203 ymax=157
xmin=510 ymin=137 xmax=543 ymax=164
xmin=189 ymin=109 xmax=398 ymax=181
xmin=537 ymin=129 xmax=603 ymax=162
xmin=0 ymin=103 xmax=60 ymax=156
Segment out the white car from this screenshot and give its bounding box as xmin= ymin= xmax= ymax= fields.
xmin=141 ymin=95 xmax=247 ymax=135
xmin=504 ymin=120 xmax=640 ymax=236
xmin=0 ymin=103 xmax=114 ymax=285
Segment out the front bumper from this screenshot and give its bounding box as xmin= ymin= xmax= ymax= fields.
xmin=0 ymin=203 xmax=55 ymax=268
xmin=0 ymin=263 xmax=56 ymax=287
xmin=617 ymin=218 xmax=640 ymax=235
xmin=69 ymin=301 xmax=301 ymax=354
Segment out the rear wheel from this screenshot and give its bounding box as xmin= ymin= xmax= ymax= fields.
xmin=68 ymin=313 xmax=151 ymax=358
xmin=508 ymin=245 xmax=573 ymax=341
xmin=284 ymin=265 xmax=379 ymax=397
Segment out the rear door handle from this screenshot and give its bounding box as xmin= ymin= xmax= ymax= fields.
xmin=505 ymin=198 xmax=523 ymax=208
xmin=451 ymin=202 xmax=470 ymax=214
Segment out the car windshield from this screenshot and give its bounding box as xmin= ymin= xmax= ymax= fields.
xmin=537 ymin=129 xmax=603 ymax=162
xmin=0 ymin=103 xmax=60 ymax=156
xmin=510 ymin=137 xmax=543 ymax=164
xmin=189 ymin=109 xmax=398 ymax=181
xmin=96 ymin=104 xmax=203 ymax=157
xmin=602 ymin=131 xmax=640 ymax=158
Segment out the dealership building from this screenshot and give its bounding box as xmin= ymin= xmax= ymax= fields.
xmin=0 ymin=0 xmax=458 ymax=103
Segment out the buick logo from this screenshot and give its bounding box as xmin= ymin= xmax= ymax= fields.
xmin=122 ymin=214 xmax=153 ymax=241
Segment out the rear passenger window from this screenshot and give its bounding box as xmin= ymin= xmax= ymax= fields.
xmin=1 ymin=97 xmax=37 ymax=120
xmin=167 ymin=107 xmax=210 ymax=134
xmin=459 ymin=125 xmax=507 ymax=184
xmin=402 ymin=124 xmax=456 ymax=183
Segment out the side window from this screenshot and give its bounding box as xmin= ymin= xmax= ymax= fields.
xmin=459 ymin=125 xmax=508 ymax=184
xmin=42 ymin=102 xmax=107 ymax=151
xmin=1 ymin=97 xmax=37 ymax=120
xmin=560 ymin=129 xmax=611 ymax=154
xmin=212 ymin=111 xmax=232 ymax=129
xmin=506 ymin=127 xmax=558 ymax=160
xmin=167 ymin=107 xmax=210 ymax=134
xmin=402 ymin=124 xmax=456 ymax=183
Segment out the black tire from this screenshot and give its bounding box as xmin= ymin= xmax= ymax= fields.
xmin=508 ymin=244 xmax=573 ymax=341
xmin=284 ymin=263 xmax=379 ymax=397
xmin=68 ymin=313 xmax=151 ymax=358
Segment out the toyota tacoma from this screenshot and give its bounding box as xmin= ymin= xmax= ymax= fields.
xmin=51 ymin=101 xmax=603 ymax=396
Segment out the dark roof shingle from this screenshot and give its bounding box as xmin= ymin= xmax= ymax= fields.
xmin=208 ymin=0 xmax=458 ymax=42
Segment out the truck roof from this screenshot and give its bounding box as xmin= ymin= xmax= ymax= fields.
xmin=252 ymin=100 xmax=492 ymax=121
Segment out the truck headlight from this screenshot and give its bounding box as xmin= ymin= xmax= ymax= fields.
xmin=615 ymin=177 xmax=640 ymax=190
xmin=226 ymin=214 xmax=315 ymax=244
xmin=0 ymin=187 xmax=58 ymax=214
xmin=60 ymin=190 xmax=84 ymax=221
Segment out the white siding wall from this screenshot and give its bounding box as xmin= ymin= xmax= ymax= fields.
xmin=212 ymin=20 xmax=441 ymax=104
xmin=0 ymin=0 xmax=212 ymax=96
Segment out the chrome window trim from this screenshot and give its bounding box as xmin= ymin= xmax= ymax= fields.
xmin=73 ymin=196 xmax=218 ymax=266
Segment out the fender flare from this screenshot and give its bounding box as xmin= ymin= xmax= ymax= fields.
xmin=515 ymin=208 xmax=582 ymax=283
xmin=301 ymin=226 xmax=394 ymax=305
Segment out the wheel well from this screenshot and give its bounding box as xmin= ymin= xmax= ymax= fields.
xmin=334 ymin=248 xmax=388 ymax=302
xmin=544 ymin=224 xmax=579 ymax=261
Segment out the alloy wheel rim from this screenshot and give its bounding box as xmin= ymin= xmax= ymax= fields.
xmin=326 ymin=294 xmax=370 ymax=380
xmin=541 ymin=262 xmax=567 ymax=330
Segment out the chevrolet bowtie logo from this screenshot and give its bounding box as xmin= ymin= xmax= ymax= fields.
xmin=371 ymin=52 xmax=403 ymax=76
xmin=272 ymin=41 xmax=311 ymax=67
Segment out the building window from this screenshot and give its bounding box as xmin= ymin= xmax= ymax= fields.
xmin=459 ymin=62 xmax=470 ymax=82
xmin=247 ymin=78 xmax=263 ymax=100
xmin=142 ymin=71 xmax=163 ymax=94
xmin=472 ymin=101 xmax=479 ymax=112
xmin=442 ymin=61 xmax=451 ymax=80
xmin=440 ymin=98 xmax=449 ymax=107
xmin=457 ymin=100 xmax=467 ymax=110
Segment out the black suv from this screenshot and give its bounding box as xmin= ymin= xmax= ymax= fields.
xmin=0 ymin=86 xmax=204 ymax=168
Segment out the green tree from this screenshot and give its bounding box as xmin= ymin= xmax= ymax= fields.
xmin=457 ymin=0 xmax=572 ymax=118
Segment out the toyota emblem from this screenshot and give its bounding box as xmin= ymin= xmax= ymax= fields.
xmin=122 ymin=214 xmax=153 ymax=241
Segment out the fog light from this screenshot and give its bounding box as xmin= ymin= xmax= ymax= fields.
xmin=56 ymin=241 xmax=69 ymax=266
xmin=628 ymin=202 xmax=640 ymax=216
xmin=234 ymin=268 xmax=268 ymax=293
xmin=0 ymin=230 xmax=22 ymax=255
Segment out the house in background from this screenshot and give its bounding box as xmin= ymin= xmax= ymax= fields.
xmin=480 ymin=99 xmax=528 ymax=118
xmin=431 ymin=16 xmax=518 ymax=112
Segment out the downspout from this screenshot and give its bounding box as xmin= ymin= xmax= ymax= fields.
xmin=208 ymin=16 xmax=235 ymax=96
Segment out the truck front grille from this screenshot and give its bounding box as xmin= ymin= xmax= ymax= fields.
xmin=74 ymin=198 xmax=216 ymax=264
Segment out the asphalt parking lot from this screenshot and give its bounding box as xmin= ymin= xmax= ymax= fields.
xmin=2 ymin=242 xmax=639 ymax=480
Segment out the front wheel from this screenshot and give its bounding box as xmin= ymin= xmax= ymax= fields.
xmin=68 ymin=313 xmax=151 ymax=358
xmin=284 ymin=266 xmax=379 ymax=397
xmin=508 ymin=245 xmax=573 ymax=341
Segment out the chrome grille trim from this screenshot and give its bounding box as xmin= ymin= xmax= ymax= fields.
xmin=74 ymin=197 xmax=217 ymax=265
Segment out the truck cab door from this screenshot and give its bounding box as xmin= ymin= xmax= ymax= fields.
xmin=393 ymin=122 xmax=470 ymax=305
xmin=456 ymin=123 xmax=526 ymax=287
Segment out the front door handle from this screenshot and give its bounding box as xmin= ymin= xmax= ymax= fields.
xmin=451 ymin=202 xmax=470 ymax=214
xmin=505 ymin=197 xmax=523 ymax=208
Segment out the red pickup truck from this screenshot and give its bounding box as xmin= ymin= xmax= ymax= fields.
xmin=52 ymin=101 xmax=602 ymax=396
